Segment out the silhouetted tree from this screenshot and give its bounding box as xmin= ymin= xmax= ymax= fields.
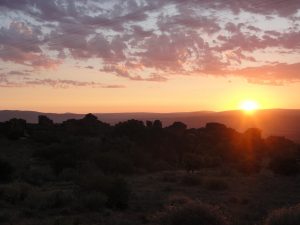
xmin=38 ymin=115 xmax=54 ymax=127
xmin=167 ymin=122 xmax=187 ymax=135
xmin=0 ymin=158 xmax=14 ymax=183
xmin=62 ymin=113 xmax=110 ymax=136
xmin=113 ymin=119 xmax=146 ymax=144
xmin=266 ymin=136 xmax=300 ymax=175
xmin=153 ymin=119 xmax=163 ymax=129
xmin=5 ymin=118 xmax=27 ymax=139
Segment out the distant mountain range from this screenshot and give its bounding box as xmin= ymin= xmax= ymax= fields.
xmin=0 ymin=109 xmax=300 ymax=142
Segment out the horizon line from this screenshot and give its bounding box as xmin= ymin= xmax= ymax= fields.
xmin=1 ymin=108 xmax=300 ymax=115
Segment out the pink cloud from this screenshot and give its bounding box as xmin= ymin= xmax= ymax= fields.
xmin=0 ymin=0 xmax=299 ymax=84
xmin=0 ymin=74 xmax=125 ymax=88
xmin=229 ymin=62 xmax=300 ymax=84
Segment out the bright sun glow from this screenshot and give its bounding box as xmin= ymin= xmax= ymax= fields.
xmin=240 ymin=100 xmax=259 ymax=112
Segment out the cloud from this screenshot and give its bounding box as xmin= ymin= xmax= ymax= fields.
xmin=0 ymin=0 xmax=299 ymax=84
xmin=7 ymin=70 xmax=31 ymax=76
xmin=0 ymin=72 xmax=125 ymax=88
xmin=229 ymin=62 xmax=300 ymax=84
xmin=0 ymin=21 xmax=61 ymax=68
xmin=247 ymin=78 xmax=284 ymax=86
xmin=0 ymin=75 xmax=125 ymax=88
xmin=157 ymin=13 xmax=221 ymax=34
xmin=24 ymin=79 xmax=125 ymax=88
xmin=102 ymin=65 xmax=167 ymax=82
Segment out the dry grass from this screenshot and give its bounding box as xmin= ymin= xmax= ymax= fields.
xmin=263 ymin=204 xmax=300 ymax=225
xmin=203 ymin=178 xmax=229 ymax=191
xmin=157 ymin=201 xmax=229 ymax=225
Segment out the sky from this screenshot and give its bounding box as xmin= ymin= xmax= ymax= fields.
xmin=0 ymin=0 xmax=299 ymax=113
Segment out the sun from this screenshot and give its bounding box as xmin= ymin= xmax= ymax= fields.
xmin=240 ymin=100 xmax=259 ymax=113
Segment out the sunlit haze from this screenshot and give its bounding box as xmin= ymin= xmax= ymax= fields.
xmin=240 ymin=100 xmax=260 ymax=113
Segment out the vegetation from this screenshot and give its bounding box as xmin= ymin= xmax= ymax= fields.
xmin=0 ymin=113 xmax=299 ymax=224
xmin=0 ymin=158 xmax=14 ymax=183
xmin=158 ymin=202 xmax=229 ymax=225
xmin=264 ymin=204 xmax=300 ymax=225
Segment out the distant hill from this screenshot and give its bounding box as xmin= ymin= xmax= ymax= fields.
xmin=0 ymin=109 xmax=300 ymax=142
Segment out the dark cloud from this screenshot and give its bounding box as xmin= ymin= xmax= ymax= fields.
xmin=215 ymin=29 xmax=300 ymax=53
xmin=7 ymin=70 xmax=30 ymax=76
xmin=0 ymin=21 xmax=60 ymax=68
xmin=171 ymin=0 xmax=300 ymax=17
xmin=157 ymin=13 xmax=221 ymax=34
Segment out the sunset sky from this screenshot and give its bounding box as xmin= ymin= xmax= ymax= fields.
xmin=0 ymin=0 xmax=299 ymax=113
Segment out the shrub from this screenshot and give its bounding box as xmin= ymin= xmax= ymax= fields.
xmin=150 ymin=160 xmax=172 ymax=172
xmin=158 ymin=202 xmax=229 ymax=225
xmin=180 ymin=174 xmax=202 ymax=186
xmin=0 ymin=210 xmax=11 ymax=223
xmin=235 ymin=159 xmax=261 ymax=175
xmin=161 ymin=172 xmax=178 ymax=183
xmin=32 ymin=130 xmax=60 ymax=144
xmin=0 ymin=158 xmax=14 ymax=183
xmin=94 ymin=152 xmax=134 ymax=175
xmin=5 ymin=118 xmax=26 ymax=140
xmin=167 ymin=194 xmax=192 ymax=206
xmin=183 ymin=154 xmax=203 ymax=173
xmin=77 ymin=172 xmax=131 ymax=210
xmin=204 ymin=178 xmax=229 ymax=191
xmin=269 ymin=157 xmax=299 ymax=176
xmin=24 ymin=190 xmax=74 ymax=210
xmin=264 ymin=204 xmax=300 ymax=225
xmin=57 ymin=168 xmax=78 ymax=182
xmin=77 ymin=170 xmax=113 ymax=192
xmin=33 ymin=144 xmax=83 ymax=176
xmin=106 ymin=177 xmax=131 ymax=210
xmin=0 ymin=182 xmax=32 ymax=204
xmin=78 ymin=192 xmax=107 ymax=211
xmin=23 ymin=166 xmax=55 ymax=185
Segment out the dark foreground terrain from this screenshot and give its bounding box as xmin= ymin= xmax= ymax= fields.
xmin=0 ymin=114 xmax=300 ymax=225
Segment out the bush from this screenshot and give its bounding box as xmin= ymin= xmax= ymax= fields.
xmin=23 ymin=166 xmax=55 ymax=185
xmin=180 ymin=174 xmax=202 ymax=186
xmin=204 ymin=178 xmax=229 ymax=191
xmin=78 ymin=192 xmax=107 ymax=211
xmin=158 ymin=202 xmax=229 ymax=225
xmin=161 ymin=172 xmax=178 ymax=183
xmin=33 ymin=142 xmax=85 ymax=176
xmin=264 ymin=204 xmax=300 ymax=225
xmin=106 ymin=177 xmax=131 ymax=210
xmin=183 ymin=154 xmax=203 ymax=173
xmin=94 ymin=152 xmax=134 ymax=175
xmin=0 ymin=158 xmax=14 ymax=183
xmin=77 ymin=170 xmax=113 ymax=192
xmin=77 ymin=172 xmax=131 ymax=210
xmin=269 ymin=157 xmax=299 ymax=176
xmin=167 ymin=194 xmax=192 ymax=206
xmin=24 ymin=190 xmax=74 ymax=210
xmin=235 ymin=160 xmax=261 ymax=175
xmin=0 ymin=210 xmax=11 ymax=223
xmin=0 ymin=182 xmax=32 ymax=204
